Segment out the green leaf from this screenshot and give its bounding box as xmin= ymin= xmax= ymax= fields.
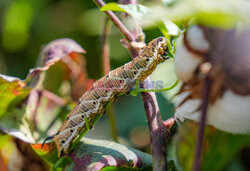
xmin=160 ymin=19 xmax=180 ymax=36
xmin=0 ymin=105 xmax=35 ymax=143
xmin=63 ymin=138 xmax=152 ymax=170
xmin=101 ymin=160 xmax=177 ymax=171
xmin=101 ymin=3 xmax=151 ymax=20
xmin=100 ymin=2 xmax=126 ymax=13
xmin=0 ymin=134 xmax=11 ymax=149
xmin=0 ymin=74 xmax=30 ymax=117
xmin=157 ymin=19 xmax=181 ymax=58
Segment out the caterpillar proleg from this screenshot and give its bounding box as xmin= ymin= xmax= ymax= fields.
xmin=46 ymin=37 xmax=168 ymax=157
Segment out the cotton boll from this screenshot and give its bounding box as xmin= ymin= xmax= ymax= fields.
xmin=174 ymin=45 xmax=202 ymax=81
xmin=185 ymin=26 xmax=210 ymax=52
xmin=174 ymin=26 xmax=211 ymax=82
xmin=174 ymin=92 xmax=201 ymax=123
xmin=174 ymin=26 xmax=250 ymax=134
xmin=207 ymin=91 xmax=250 ymax=134
xmin=174 ymin=99 xmax=201 ymax=123
xmin=174 ymin=90 xmax=250 ymax=134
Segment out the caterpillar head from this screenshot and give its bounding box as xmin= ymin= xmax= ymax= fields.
xmin=148 ymin=36 xmax=169 ymax=63
xmin=41 ymin=132 xmax=70 ymax=157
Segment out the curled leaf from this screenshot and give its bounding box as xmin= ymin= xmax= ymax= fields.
xmin=25 ymin=38 xmax=92 ymax=100
xmin=25 ymin=38 xmax=86 ymax=87
xmin=39 ymin=38 xmax=86 ymax=66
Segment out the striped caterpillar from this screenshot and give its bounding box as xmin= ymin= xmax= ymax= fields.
xmin=45 ymin=37 xmax=168 ymax=157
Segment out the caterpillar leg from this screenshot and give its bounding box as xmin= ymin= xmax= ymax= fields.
xmin=69 ymin=114 xmax=102 ymax=151
xmin=69 ymin=117 xmax=90 ymax=152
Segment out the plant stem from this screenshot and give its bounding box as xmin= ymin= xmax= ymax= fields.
xmin=102 ymin=18 xmax=111 ymax=74
xmin=122 ymin=0 xmax=170 ymax=169
xmin=162 ymin=117 xmax=175 ymax=128
xmin=94 ymin=0 xmax=135 ymax=42
xmin=141 ymin=84 xmax=169 ymax=171
xmin=193 ymin=77 xmax=212 ymax=171
xmin=42 ymin=90 xmax=67 ymax=134
xmin=107 ymin=104 xmax=118 ymax=142
xmin=42 ymin=90 xmax=66 ymax=106
xmin=101 ymin=17 xmax=119 ymax=142
xmin=94 ymin=0 xmax=170 ymax=169
xmin=28 ymin=90 xmax=41 ymax=131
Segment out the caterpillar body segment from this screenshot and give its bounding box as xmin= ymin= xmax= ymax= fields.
xmin=52 ymin=37 xmax=168 ymax=157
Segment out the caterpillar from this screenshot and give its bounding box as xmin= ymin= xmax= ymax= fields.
xmin=45 ymin=37 xmax=168 ymax=157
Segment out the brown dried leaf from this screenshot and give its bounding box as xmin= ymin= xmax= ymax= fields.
xmin=25 ymin=38 xmax=87 ymax=92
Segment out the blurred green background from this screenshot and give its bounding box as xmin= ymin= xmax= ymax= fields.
xmin=0 ymin=0 xmax=167 ymax=79
xmin=0 ymin=0 xmax=113 ymax=79
xmin=1 ymin=0 xmax=250 ymax=170
xmin=0 ymin=0 xmax=176 ymax=149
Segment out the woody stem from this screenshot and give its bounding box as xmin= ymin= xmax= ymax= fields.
xmin=94 ymin=0 xmax=171 ymax=170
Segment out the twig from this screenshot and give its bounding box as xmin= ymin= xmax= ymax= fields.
xmin=102 ymin=18 xmax=112 ymax=74
xmin=107 ymin=104 xmax=118 ymax=142
xmin=141 ymin=86 xmax=169 ymax=171
xmin=101 ymin=17 xmax=119 ymax=142
xmin=163 ymin=117 xmax=175 ymax=128
xmin=121 ymin=0 xmax=170 ymax=170
xmin=42 ymin=90 xmax=66 ymax=106
xmin=41 ymin=90 xmax=67 ymax=135
xmin=28 ymin=90 xmax=41 ymax=131
xmin=94 ymin=0 xmax=171 ymax=170
xmin=193 ymin=77 xmax=212 ymax=171
xmin=94 ymin=0 xmax=135 ymax=42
